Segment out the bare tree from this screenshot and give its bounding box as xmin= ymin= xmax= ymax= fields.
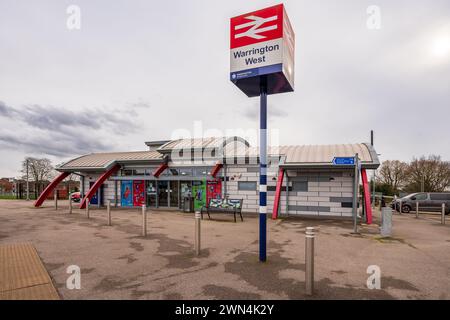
xmin=376 ymin=160 xmax=409 ymax=193
xmin=406 ymin=155 xmax=450 ymax=192
xmin=21 ymin=157 xmax=55 ymax=195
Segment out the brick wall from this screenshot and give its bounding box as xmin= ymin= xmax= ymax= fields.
xmin=284 ymin=169 xmax=355 ymax=217
xmin=225 ymin=164 xmax=277 ymax=213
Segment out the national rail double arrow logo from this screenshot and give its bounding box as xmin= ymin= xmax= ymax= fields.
xmin=234 ymin=15 xmax=278 ymax=40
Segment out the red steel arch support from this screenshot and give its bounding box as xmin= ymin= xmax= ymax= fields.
xmin=153 ymin=155 xmax=169 ymax=178
xmin=153 ymin=163 xmax=168 ymax=178
xmin=361 ymin=169 xmax=373 ymax=225
xmin=34 ymin=172 xmax=70 ymax=207
xmin=210 ymin=162 xmax=223 ymax=178
xmin=80 ymin=164 xmax=121 ymax=209
xmin=272 ymin=168 xmax=285 ymax=220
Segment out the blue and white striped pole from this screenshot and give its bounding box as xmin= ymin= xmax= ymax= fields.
xmin=259 ymin=79 xmax=267 ymax=262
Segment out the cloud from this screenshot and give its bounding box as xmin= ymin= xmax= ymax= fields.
xmin=0 ymin=101 xmax=14 ymax=116
xmin=0 ymin=132 xmax=111 ymax=157
xmin=128 ymin=101 xmax=151 ymax=109
xmin=1 ymin=103 xmax=138 ymax=132
xmin=0 ymin=101 xmax=146 ymax=157
xmin=123 ymin=100 xmax=151 ymax=117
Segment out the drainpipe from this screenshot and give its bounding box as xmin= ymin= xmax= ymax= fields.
xmin=114 ymin=180 xmax=118 ymax=207
xmin=285 ymin=173 xmax=289 ymax=216
xmin=223 ymin=164 xmax=227 ymax=198
xmin=81 ymin=176 xmax=85 ymax=199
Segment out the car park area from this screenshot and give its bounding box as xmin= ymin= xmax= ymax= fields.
xmin=0 ymin=199 xmax=448 ymax=300
xmin=392 ymin=192 xmax=450 ymax=214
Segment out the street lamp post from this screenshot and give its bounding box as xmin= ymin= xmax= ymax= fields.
xmin=26 ymin=158 xmax=30 ymax=201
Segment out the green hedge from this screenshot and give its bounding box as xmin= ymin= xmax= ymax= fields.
xmin=0 ymin=194 xmax=38 ymax=200
xmin=0 ymin=195 xmax=18 ymax=200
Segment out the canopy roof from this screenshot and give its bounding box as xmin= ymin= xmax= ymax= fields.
xmin=60 ymin=151 xmax=163 ymax=171
xmin=57 ymin=137 xmax=379 ymax=172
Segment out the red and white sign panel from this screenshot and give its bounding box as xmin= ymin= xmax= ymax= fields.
xmin=230 ymin=4 xmax=295 ymax=97
xmin=230 ymin=4 xmax=284 ymax=49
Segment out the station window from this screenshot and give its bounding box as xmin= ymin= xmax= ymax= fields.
xmin=179 ymin=168 xmax=193 ymax=176
xmin=238 ymin=181 xmax=257 ymax=191
xmin=292 ymin=181 xmax=308 ymax=192
xmin=122 ymin=169 xmax=134 ymax=176
xmin=193 ymin=167 xmax=211 ymax=176
xmin=134 ymin=169 xmax=145 ymax=175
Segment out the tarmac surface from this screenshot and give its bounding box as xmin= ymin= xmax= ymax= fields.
xmin=0 ymin=199 xmax=448 ymax=300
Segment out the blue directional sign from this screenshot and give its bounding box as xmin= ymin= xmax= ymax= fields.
xmin=332 ymin=157 xmax=355 ymax=165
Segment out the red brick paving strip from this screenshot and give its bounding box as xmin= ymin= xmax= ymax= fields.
xmin=0 ymin=243 xmax=60 ymax=300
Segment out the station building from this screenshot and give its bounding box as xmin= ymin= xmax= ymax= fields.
xmin=35 ymin=137 xmax=379 ymax=220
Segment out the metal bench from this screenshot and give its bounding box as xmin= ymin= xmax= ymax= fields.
xmin=201 ymin=198 xmax=244 ymax=222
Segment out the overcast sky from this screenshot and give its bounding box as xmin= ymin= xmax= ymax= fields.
xmin=0 ymin=0 xmax=449 ymax=177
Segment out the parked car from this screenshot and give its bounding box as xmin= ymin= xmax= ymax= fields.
xmin=71 ymin=192 xmax=81 ymax=203
xmin=391 ymin=192 xmax=450 ymax=214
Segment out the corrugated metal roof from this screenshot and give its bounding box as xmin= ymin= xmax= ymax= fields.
xmin=58 ymin=139 xmax=379 ymax=171
xmin=60 ymin=151 xmax=163 ymax=170
xmin=221 ymin=143 xmax=377 ymax=165
xmin=158 ymin=136 xmax=249 ymax=152
xmin=277 ymin=143 xmax=375 ymax=164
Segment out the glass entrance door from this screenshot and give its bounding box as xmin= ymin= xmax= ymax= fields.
xmin=169 ymin=181 xmax=179 ymax=208
xmin=146 ymin=181 xmax=157 ymax=207
xmin=158 ymin=181 xmax=169 ymax=207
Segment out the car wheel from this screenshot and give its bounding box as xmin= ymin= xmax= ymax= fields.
xmin=402 ymin=205 xmax=411 ymax=213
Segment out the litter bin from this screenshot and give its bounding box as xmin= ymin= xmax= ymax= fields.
xmin=183 ymin=196 xmax=194 ymax=213
xmin=381 ymin=207 xmax=392 ymax=237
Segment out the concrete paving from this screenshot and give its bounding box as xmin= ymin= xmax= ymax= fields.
xmin=0 ymin=199 xmax=448 ymax=300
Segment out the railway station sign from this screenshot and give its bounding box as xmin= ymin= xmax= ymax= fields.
xmin=230 ymin=4 xmax=295 ymax=97
xmin=332 ymin=157 xmax=356 ymax=166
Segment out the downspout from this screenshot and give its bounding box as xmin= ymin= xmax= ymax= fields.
xmin=223 ymin=164 xmax=227 ymax=198
xmin=285 ymin=172 xmax=289 ymax=216
xmin=81 ymin=176 xmax=85 ymax=199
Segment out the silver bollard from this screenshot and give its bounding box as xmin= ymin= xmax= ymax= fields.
xmin=69 ymin=194 xmax=73 ymax=214
xmin=86 ymin=201 xmax=90 ymax=219
xmin=381 ymin=207 xmax=393 ymax=237
xmin=415 ymin=202 xmax=419 ymax=219
xmin=305 ymin=227 xmax=315 ymax=296
xmin=107 ymin=200 xmax=111 ymax=226
xmin=142 ymin=205 xmax=147 ymax=236
xmin=195 ymin=211 xmax=201 ymax=256
xmin=54 ymin=192 xmax=58 ymax=210
xmin=442 ymin=203 xmax=446 ymax=225
xmin=399 ymin=200 xmax=402 ymax=214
